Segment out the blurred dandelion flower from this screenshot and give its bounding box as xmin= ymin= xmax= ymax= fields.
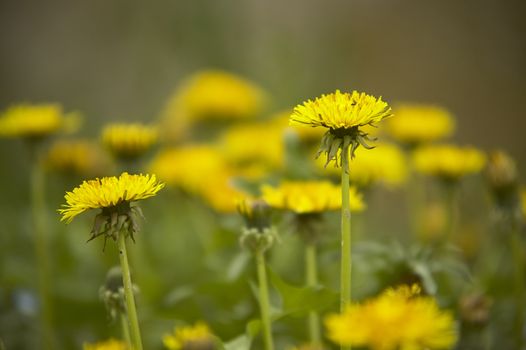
xmin=0 ymin=103 xmax=80 ymax=139
xmin=83 ymin=338 xmax=128 ymax=350
xmin=220 ymin=122 xmax=284 ymax=178
xmin=59 ymin=172 xmax=164 ymax=224
xmin=102 ymin=123 xmax=158 ymax=160
xmin=386 ymin=104 xmax=455 ymax=146
xmin=161 ymin=70 xmax=265 ymax=139
xmin=316 ymin=142 xmax=408 ymax=188
xmin=44 ymin=139 xmax=110 ymax=176
xmin=163 ymin=322 xmax=216 ymax=350
xmin=262 ymin=181 xmax=364 ymax=214
xmin=325 ymin=284 xmax=457 ymax=350
xmin=413 ymin=144 xmax=486 ymax=181
xmin=201 ymin=177 xmax=247 ymax=213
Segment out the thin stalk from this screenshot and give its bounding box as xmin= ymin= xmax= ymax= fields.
xmin=510 ymin=221 xmax=525 ymax=349
xmin=305 ymin=243 xmax=321 ymax=345
xmin=30 ymin=151 xmax=54 ymax=350
xmin=255 ymin=250 xmax=274 ymax=350
xmin=117 ymin=232 xmax=143 ymax=350
xmin=341 ymin=143 xmax=352 ymax=350
xmin=120 ymin=312 xmax=132 ymax=348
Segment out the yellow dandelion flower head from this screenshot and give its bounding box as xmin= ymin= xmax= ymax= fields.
xmin=261 ymin=180 xmax=365 ymax=214
xmin=413 ymin=144 xmax=486 ymax=180
xmin=316 ymin=142 xmax=408 ymax=188
xmin=83 ymin=338 xmax=128 ymax=350
xmin=44 ymin=139 xmax=111 ymax=176
xmin=290 ymin=90 xmax=392 ymax=131
xmin=387 ymin=104 xmax=455 ymax=145
xmin=149 ymin=145 xmax=229 ymax=194
xmin=0 ymin=103 xmax=80 ymax=139
xmin=163 ymin=322 xmax=215 ymax=350
xmin=325 ymin=284 xmax=457 ymax=350
xmin=201 ymin=175 xmax=248 ymax=213
xmin=102 ymin=123 xmax=158 ymax=159
xmin=59 ymin=172 xmax=164 ymax=223
xmin=220 ymin=122 xmax=284 ymax=176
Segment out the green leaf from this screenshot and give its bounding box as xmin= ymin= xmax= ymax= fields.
xmin=268 ymin=267 xmax=338 ymax=317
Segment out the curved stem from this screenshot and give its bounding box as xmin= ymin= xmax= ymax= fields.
xmin=117 ymin=232 xmax=143 ymax=350
xmin=30 ymin=152 xmax=54 ymax=350
xmin=305 ymin=243 xmax=321 ymax=345
xmin=255 ymin=250 xmax=274 ymax=350
xmin=340 ymin=142 xmax=352 ymax=350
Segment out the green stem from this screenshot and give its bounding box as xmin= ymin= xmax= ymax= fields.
xmin=30 ymin=151 xmax=54 ymax=350
xmin=341 ymin=143 xmax=352 ymax=350
xmin=117 ymin=232 xmax=143 ymax=350
xmin=510 ymin=221 xmax=525 ymax=349
xmin=120 ymin=312 xmax=132 ymax=349
xmin=305 ymin=243 xmax=321 ymax=345
xmin=255 ymin=250 xmax=274 ymax=350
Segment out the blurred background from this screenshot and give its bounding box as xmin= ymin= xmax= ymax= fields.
xmin=0 ymin=0 xmax=525 ymax=349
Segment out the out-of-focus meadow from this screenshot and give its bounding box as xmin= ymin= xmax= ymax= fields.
xmin=0 ymin=1 xmax=525 ymax=350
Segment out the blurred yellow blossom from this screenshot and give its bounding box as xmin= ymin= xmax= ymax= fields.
xmin=44 ymin=139 xmax=111 ymax=176
xmin=83 ymin=338 xmax=127 ymax=350
xmin=316 ymin=142 xmax=408 ymax=188
xmin=163 ymin=322 xmax=216 ymax=350
xmin=0 ymin=103 xmax=80 ymax=139
xmin=325 ymin=284 xmax=457 ymax=350
xmin=201 ymin=176 xmax=248 ymax=213
xmin=59 ymin=172 xmax=164 ymax=223
xmin=261 ymin=180 xmax=364 ymax=213
xmin=220 ymin=122 xmax=284 ymax=178
xmin=161 ymin=70 xmax=265 ymax=139
xmin=386 ymin=104 xmax=455 ymax=145
xmin=413 ymin=144 xmax=486 ymax=181
xmin=102 ymin=123 xmax=158 ymax=159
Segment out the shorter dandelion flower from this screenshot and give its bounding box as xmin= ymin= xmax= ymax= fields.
xmin=413 ymin=144 xmax=486 ymax=182
xmin=102 ymin=123 xmax=158 ymax=160
xmin=0 ymin=103 xmax=80 ymax=140
xmin=325 ymin=284 xmax=458 ymax=350
xmin=59 ymin=172 xmax=164 ymax=243
xmin=163 ymin=322 xmax=216 ymax=350
xmin=262 ymin=181 xmax=364 ymax=215
xmin=83 ymin=339 xmax=128 ymax=350
xmin=44 ymin=139 xmax=111 ymax=176
xmin=291 ymin=90 xmax=392 ymax=170
xmin=386 ymin=104 xmax=455 ymax=146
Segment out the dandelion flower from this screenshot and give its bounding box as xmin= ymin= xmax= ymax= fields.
xmin=325 ymin=284 xmax=457 ymax=350
xmin=161 ymin=70 xmax=265 ymax=140
xmin=163 ymin=322 xmax=216 ymax=350
xmin=291 ymin=90 xmax=392 ymax=170
xmin=44 ymin=139 xmax=111 ymax=176
xmin=262 ymin=180 xmax=364 ymax=214
xmin=413 ymin=144 xmax=486 ymax=181
xmin=0 ymin=103 xmax=80 ymax=139
xmin=386 ymin=104 xmax=455 ymax=145
xmin=83 ymin=339 xmax=128 ymax=350
xmin=102 ymin=123 xmax=158 ymax=160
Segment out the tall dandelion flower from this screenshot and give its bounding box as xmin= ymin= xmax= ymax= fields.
xmin=44 ymin=139 xmax=111 ymax=177
xmin=102 ymin=123 xmax=158 ymax=161
xmin=83 ymin=339 xmax=128 ymax=350
xmin=262 ymin=180 xmax=364 ymax=345
xmin=386 ymin=104 xmax=455 ymax=146
xmin=325 ymin=284 xmax=457 ymax=350
xmin=59 ymin=172 xmax=164 ymax=350
xmin=163 ymin=322 xmax=217 ymax=350
xmin=291 ymin=90 xmax=392 ymax=329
